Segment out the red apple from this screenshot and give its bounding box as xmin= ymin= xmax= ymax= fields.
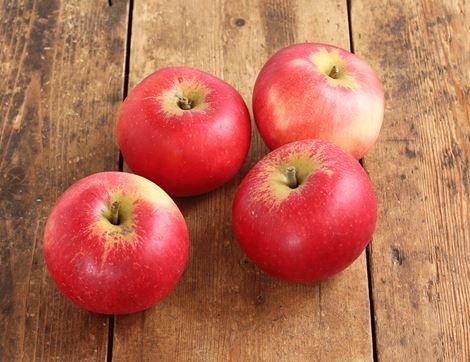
xmin=43 ymin=172 xmax=189 ymax=314
xmin=232 ymin=139 xmax=377 ymax=282
xmin=253 ymin=43 xmax=384 ymax=159
xmin=117 ymin=66 xmax=251 ymax=196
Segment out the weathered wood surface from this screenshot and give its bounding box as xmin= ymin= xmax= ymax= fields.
xmin=351 ymin=0 xmax=470 ymax=360
xmin=2 ymin=0 xmax=469 ymax=361
xmin=0 ymin=0 xmax=129 ymax=360
xmin=113 ymin=1 xmax=373 ymax=361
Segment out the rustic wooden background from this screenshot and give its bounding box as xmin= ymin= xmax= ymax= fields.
xmin=0 ymin=0 xmax=468 ymax=361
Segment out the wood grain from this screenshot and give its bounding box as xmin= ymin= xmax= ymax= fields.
xmin=351 ymin=0 xmax=470 ymax=360
xmin=113 ymin=1 xmax=373 ymax=360
xmin=0 ymin=0 xmax=129 ymax=360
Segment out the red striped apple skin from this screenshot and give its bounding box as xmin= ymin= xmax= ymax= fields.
xmin=232 ymin=140 xmax=377 ymax=282
xmin=43 ymin=172 xmax=189 ymax=314
xmin=253 ymin=43 xmax=384 ymax=159
xmin=118 ymin=66 xmax=251 ymax=196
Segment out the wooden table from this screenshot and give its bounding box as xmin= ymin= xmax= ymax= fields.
xmin=1 ymin=0 xmax=468 ymax=360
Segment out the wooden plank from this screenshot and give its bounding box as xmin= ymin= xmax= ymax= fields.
xmin=0 ymin=0 xmax=129 ymax=360
xmin=113 ymin=1 xmax=373 ymax=360
xmin=351 ymin=0 xmax=470 ymax=360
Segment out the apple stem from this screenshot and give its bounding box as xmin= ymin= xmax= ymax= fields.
xmin=328 ymin=65 xmax=340 ymax=79
xmin=110 ymin=201 xmax=120 ymax=225
xmin=286 ymin=167 xmax=298 ymax=189
xmin=177 ymin=96 xmax=192 ymax=110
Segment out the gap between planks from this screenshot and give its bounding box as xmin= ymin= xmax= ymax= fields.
xmin=106 ymin=0 xmax=135 ymax=361
xmin=346 ymin=0 xmax=378 ymax=360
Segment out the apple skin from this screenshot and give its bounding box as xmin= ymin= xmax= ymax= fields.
xmin=253 ymin=43 xmax=384 ymax=159
xmin=43 ymin=172 xmax=189 ymax=314
xmin=117 ymin=66 xmax=251 ymax=197
xmin=232 ymin=139 xmax=377 ymax=282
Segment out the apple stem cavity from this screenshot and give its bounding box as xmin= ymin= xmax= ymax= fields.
xmin=328 ymin=65 xmax=340 ymax=79
xmin=286 ymin=166 xmax=298 ymax=189
xmin=177 ymin=96 xmax=193 ymax=110
xmin=110 ymin=201 xmax=121 ymax=225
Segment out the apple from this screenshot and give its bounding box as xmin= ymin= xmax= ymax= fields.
xmin=232 ymin=139 xmax=377 ymax=282
xmin=117 ymin=66 xmax=251 ymax=196
xmin=252 ymin=43 xmax=384 ymax=159
xmin=43 ymin=172 xmax=189 ymax=314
